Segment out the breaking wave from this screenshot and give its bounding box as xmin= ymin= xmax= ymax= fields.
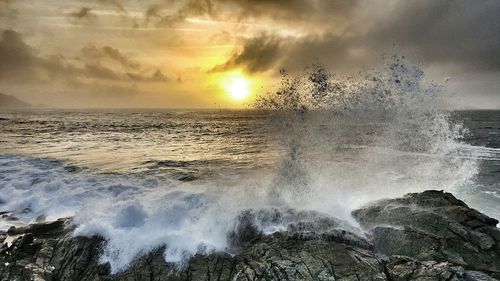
xmin=0 ymin=56 xmax=480 ymax=272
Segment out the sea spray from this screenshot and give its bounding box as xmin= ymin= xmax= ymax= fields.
xmin=255 ymin=55 xmax=477 ymax=213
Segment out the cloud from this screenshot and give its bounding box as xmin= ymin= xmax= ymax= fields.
xmin=141 ymin=0 xmax=358 ymax=28
xmin=84 ymin=63 xmax=120 ymax=80
xmin=0 ymin=0 xmax=18 ymax=23
xmin=28 ymin=0 xmax=498 ymax=77
xmin=127 ymin=69 xmax=169 ymax=82
xmin=211 ymin=32 xmax=363 ymax=74
xmin=214 ymin=0 xmax=358 ymax=22
xmin=150 ymin=69 xmax=169 ymax=82
xmin=211 ymin=35 xmax=284 ymax=73
xmin=212 ymin=0 xmax=500 ymax=74
xmin=363 ymin=0 xmax=500 ymax=71
xmin=97 ymin=0 xmax=128 ymax=14
xmin=81 ymin=44 xmax=140 ymax=69
xmin=0 ymin=29 xmax=168 ymax=83
xmin=0 ymin=29 xmax=114 ymax=81
xmin=0 ymin=29 xmax=42 ymax=79
xmin=67 ymin=0 xmax=355 ymax=31
xmin=209 ymin=30 xmax=232 ymax=43
xmin=69 ymin=7 xmax=94 ymax=20
xmin=144 ymin=0 xmax=212 ymax=27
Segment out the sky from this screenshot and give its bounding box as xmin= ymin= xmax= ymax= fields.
xmin=0 ymin=0 xmax=499 ymax=109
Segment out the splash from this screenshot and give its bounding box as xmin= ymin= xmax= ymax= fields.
xmin=256 ymin=55 xmax=477 ymax=210
xmin=0 ymin=56 xmax=479 ymax=273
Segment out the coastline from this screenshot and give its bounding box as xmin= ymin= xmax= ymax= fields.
xmin=1 ymin=190 xmax=499 ymax=281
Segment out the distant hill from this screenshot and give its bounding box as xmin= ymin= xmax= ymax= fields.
xmin=0 ymin=93 xmax=32 ymax=108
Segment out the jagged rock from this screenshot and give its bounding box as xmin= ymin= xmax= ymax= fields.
xmin=385 ymin=255 xmax=463 ymax=281
xmin=353 ymin=190 xmax=500 ymax=279
xmin=0 ymin=190 xmax=499 ymax=280
xmin=7 ymin=219 xmax=67 ymax=237
xmin=383 ymin=255 xmax=498 ymax=281
xmin=0 ymin=223 xmax=388 ymax=280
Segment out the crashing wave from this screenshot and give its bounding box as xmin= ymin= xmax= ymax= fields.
xmin=0 ymin=56 xmax=479 ymax=273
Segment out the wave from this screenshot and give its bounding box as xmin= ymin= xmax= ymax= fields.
xmin=0 ymin=56 xmax=483 ymax=273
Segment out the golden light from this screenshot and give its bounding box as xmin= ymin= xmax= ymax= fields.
xmin=224 ymin=73 xmax=251 ymax=101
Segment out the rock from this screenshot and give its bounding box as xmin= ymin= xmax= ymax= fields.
xmin=353 ymin=190 xmax=500 ymax=279
xmin=97 ymin=262 xmax=111 ymax=276
xmin=384 ymin=255 xmax=464 ymax=281
xmin=35 ymin=215 xmax=46 ymax=223
xmin=384 ymin=255 xmax=500 ymax=281
xmin=233 ymin=234 xmax=387 ymax=281
xmin=465 ymin=271 xmax=498 ymax=281
xmin=0 ymin=190 xmax=499 ymax=280
xmin=7 ymin=218 xmax=67 ymax=237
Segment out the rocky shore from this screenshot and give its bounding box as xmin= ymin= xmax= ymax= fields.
xmin=0 ymin=190 xmax=499 ymax=281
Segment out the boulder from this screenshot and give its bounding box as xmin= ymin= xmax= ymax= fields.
xmin=353 ymin=190 xmax=500 ymax=278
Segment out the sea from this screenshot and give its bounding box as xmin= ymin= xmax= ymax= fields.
xmin=0 ymin=60 xmax=499 ymax=272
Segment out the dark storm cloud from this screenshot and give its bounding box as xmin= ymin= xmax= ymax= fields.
xmin=214 ymin=0 xmax=500 ymax=74
xmin=0 ymin=29 xmax=45 ymax=79
xmin=0 ymin=30 xmax=168 ymax=83
xmin=142 ymin=0 xmax=358 ymax=28
xmin=365 ymin=0 xmax=500 ymax=71
xmin=211 ymin=33 xmax=362 ymax=74
xmin=0 ymin=29 xmax=115 ymax=81
xmin=84 ymin=63 xmax=120 ymax=80
xmin=211 ymin=35 xmax=284 ymax=73
xmin=144 ymin=4 xmax=161 ymax=25
xmin=144 ymin=0 xmax=212 ymax=27
xmin=127 ymin=69 xmax=169 ymax=82
xmin=69 ymin=7 xmax=94 ymax=20
xmin=81 ymin=44 xmax=140 ymax=69
xmin=280 ymin=35 xmax=362 ymax=72
xmin=215 ymin=0 xmax=359 ymax=21
xmin=215 ymin=0 xmax=315 ymax=19
xmin=97 ymin=0 xmax=128 ymax=14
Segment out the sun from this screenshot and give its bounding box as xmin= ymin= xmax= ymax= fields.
xmin=224 ymin=73 xmax=251 ymax=101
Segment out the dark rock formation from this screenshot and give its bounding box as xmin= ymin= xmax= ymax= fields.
xmin=353 ymin=190 xmax=500 ymax=279
xmin=0 ymin=190 xmax=499 ymax=281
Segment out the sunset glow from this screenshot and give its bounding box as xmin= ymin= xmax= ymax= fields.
xmin=225 ymin=73 xmax=251 ymax=101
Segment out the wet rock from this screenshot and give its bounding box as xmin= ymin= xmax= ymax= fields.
xmin=383 ymin=255 xmax=499 ymax=281
xmin=353 ymin=190 xmax=500 ymax=279
xmin=384 ymin=255 xmax=464 ymax=281
xmin=464 ymin=271 xmax=498 ymax=281
xmin=97 ymin=262 xmax=111 ymax=276
xmin=7 ymin=218 xmax=67 ymax=237
xmin=232 ymin=234 xmax=387 ymax=281
xmin=0 ymin=216 xmax=387 ymax=280
xmin=0 ymin=190 xmax=499 ymax=280
xmin=35 ymin=215 xmax=46 ymax=223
